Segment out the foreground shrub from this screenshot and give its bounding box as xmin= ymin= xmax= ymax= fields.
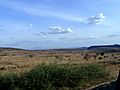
xmin=0 ymin=74 xmax=17 ymax=90
xmin=0 ymin=63 xmax=110 ymax=90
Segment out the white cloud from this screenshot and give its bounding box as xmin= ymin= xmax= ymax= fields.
xmin=34 ymin=26 xmax=73 ymax=38
xmin=86 ymin=13 xmax=106 ymax=25
xmin=48 ymin=26 xmax=73 ymax=34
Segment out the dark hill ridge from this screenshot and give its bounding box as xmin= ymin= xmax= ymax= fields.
xmin=88 ymin=44 xmax=120 ymax=49
xmin=87 ymin=44 xmax=120 ymax=52
xmin=0 ymin=47 xmax=26 ymax=51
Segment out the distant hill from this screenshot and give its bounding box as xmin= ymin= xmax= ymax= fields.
xmin=0 ymin=47 xmax=26 ymax=51
xmin=1 ymin=44 xmax=120 ymax=52
xmin=87 ymin=44 xmax=120 ymax=52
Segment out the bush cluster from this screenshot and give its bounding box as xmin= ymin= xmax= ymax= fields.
xmin=0 ymin=63 xmax=110 ymax=90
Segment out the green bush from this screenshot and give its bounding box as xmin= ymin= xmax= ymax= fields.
xmin=0 ymin=63 xmax=110 ymax=90
xmin=0 ymin=74 xmax=17 ymax=90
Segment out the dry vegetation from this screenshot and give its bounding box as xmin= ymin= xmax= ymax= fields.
xmin=0 ymin=48 xmax=120 ymax=89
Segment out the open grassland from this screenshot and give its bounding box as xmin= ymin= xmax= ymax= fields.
xmin=0 ymin=49 xmax=120 ymax=89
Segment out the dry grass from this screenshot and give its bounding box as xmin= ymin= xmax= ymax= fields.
xmin=0 ymin=49 xmax=119 ymax=79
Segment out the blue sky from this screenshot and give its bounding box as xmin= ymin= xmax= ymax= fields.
xmin=0 ymin=0 xmax=120 ymax=49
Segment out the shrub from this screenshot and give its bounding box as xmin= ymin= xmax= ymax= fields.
xmin=0 ymin=74 xmax=17 ymax=90
xmin=98 ymin=57 xmax=103 ymax=60
xmin=16 ymin=64 xmax=110 ymax=89
xmin=100 ymin=52 xmax=104 ymax=56
xmin=28 ymin=54 xmax=33 ymax=58
xmin=0 ymin=63 xmax=110 ymax=90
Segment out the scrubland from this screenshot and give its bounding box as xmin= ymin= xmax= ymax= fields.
xmin=0 ymin=49 xmax=119 ymax=90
